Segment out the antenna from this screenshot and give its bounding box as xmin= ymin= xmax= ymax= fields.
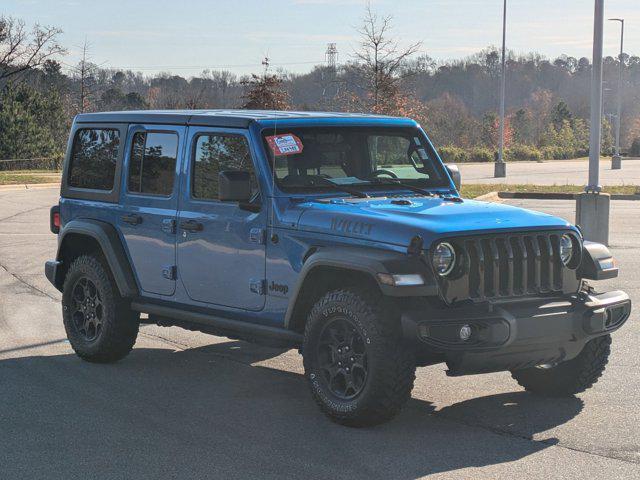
xmin=261 ymin=56 xmax=270 ymax=75
xmin=325 ymin=43 xmax=338 ymax=70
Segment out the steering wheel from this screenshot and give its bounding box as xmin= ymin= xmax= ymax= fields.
xmin=369 ymin=169 xmax=398 ymax=179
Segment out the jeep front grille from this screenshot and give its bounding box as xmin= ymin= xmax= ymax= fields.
xmin=436 ymin=231 xmax=578 ymax=303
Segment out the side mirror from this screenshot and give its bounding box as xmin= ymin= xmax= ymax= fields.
xmin=218 ymin=171 xmax=251 ymax=202
xmin=446 ymin=164 xmax=461 ymax=191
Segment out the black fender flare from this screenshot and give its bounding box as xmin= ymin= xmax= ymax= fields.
xmin=283 ymin=245 xmax=438 ymax=328
xmin=55 ymin=219 xmax=138 ymax=297
xmin=578 ymin=241 xmax=618 ymax=280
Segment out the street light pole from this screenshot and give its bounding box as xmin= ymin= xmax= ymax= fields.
xmin=494 ymin=0 xmax=507 ymax=178
xmin=609 ymin=18 xmax=624 ymax=170
xmin=576 ymin=0 xmax=610 ymax=246
xmin=587 ymin=0 xmax=604 ymax=192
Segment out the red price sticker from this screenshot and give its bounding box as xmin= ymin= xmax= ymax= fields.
xmin=266 ymin=134 xmax=304 ymax=156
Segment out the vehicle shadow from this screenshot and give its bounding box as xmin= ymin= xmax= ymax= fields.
xmin=0 ymin=340 xmax=584 ymax=480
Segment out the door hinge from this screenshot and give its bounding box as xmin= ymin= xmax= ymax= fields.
xmin=162 ymin=265 xmax=177 ymax=280
xmin=162 ymin=218 xmax=176 ymax=234
xmin=249 ymin=228 xmax=266 ymax=245
xmin=249 ymin=279 xmax=266 ymax=295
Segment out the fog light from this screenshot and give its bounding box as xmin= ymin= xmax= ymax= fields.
xmin=459 ymin=324 xmax=472 ymax=341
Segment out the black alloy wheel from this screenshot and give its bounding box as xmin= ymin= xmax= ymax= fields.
xmin=70 ymin=276 xmax=104 ymax=342
xmin=317 ymin=316 xmax=369 ymax=400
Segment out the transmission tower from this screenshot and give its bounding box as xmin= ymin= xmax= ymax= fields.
xmin=325 ymin=43 xmax=338 ymax=69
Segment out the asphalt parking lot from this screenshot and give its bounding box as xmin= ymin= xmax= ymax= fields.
xmin=0 ymin=187 xmax=638 ymax=479
xmin=459 ymin=158 xmax=640 ymax=186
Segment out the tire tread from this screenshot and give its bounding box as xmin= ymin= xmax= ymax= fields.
xmin=303 ymin=288 xmax=415 ymax=427
xmin=511 ymin=335 xmax=611 ymax=396
xmin=62 ymin=254 xmax=138 ymax=363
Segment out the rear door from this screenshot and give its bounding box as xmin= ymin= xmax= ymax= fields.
xmin=177 ymin=127 xmax=266 ymax=310
xmin=118 ymin=125 xmax=185 ymax=296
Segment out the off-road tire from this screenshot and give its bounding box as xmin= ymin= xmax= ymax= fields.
xmin=303 ymin=288 xmax=416 ymax=427
xmin=62 ymin=254 xmax=139 ymax=363
xmin=511 ymin=334 xmax=611 ymax=396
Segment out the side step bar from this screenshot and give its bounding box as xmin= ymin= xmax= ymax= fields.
xmin=131 ymin=301 xmax=303 ymax=348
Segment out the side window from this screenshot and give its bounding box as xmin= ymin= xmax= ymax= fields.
xmin=192 ymin=134 xmax=256 ymax=200
xmin=68 ymin=128 xmax=120 ymax=190
xmin=128 ymin=131 xmax=178 ymax=196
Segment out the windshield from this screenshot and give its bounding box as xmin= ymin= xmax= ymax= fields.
xmin=262 ymin=127 xmax=449 ymax=193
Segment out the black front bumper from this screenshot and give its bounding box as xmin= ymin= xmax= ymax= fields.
xmin=401 ymin=290 xmax=631 ymax=375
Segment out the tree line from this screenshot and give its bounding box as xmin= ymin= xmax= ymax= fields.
xmin=2 ymin=8 xmax=640 ymax=170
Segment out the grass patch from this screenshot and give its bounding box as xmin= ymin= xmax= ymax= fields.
xmin=0 ymin=172 xmax=61 ymax=185
xmin=462 ymin=183 xmax=640 ymax=198
xmin=0 ymin=169 xmax=61 ymax=174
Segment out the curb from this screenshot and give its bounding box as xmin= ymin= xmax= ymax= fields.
xmin=497 ymin=191 xmax=640 ymax=201
xmin=0 ymin=182 xmax=60 ymax=191
xmin=474 ymin=191 xmax=502 ymax=202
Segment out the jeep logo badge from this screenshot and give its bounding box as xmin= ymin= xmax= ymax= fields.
xmin=269 ymin=281 xmax=289 ymax=295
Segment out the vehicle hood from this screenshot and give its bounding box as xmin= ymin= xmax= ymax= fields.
xmin=294 ymin=196 xmax=574 ymax=248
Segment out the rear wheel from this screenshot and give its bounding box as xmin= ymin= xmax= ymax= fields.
xmin=511 ymin=335 xmax=611 ymax=396
xmin=303 ymin=288 xmax=415 ymax=427
xmin=62 ymin=255 xmax=139 ymax=363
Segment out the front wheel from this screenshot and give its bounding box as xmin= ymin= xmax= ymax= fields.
xmin=62 ymin=254 xmax=139 ymax=363
xmin=511 ymin=335 xmax=611 ymax=396
xmin=302 ymin=289 xmax=415 ymax=427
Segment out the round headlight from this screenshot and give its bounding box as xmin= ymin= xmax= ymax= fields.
xmin=560 ymin=234 xmax=574 ymax=266
xmin=432 ymin=242 xmax=456 ymax=276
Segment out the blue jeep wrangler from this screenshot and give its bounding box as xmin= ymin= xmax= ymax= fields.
xmin=46 ymin=110 xmax=631 ymax=426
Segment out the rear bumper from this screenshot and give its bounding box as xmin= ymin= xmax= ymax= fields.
xmin=401 ymin=290 xmax=631 ymax=375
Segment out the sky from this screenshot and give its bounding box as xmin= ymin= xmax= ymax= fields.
xmin=4 ymin=0 xmax=640 ymax=77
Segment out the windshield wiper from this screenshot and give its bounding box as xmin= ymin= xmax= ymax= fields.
xmin=368 ymin=178 xmax=435 ymax=197
xmin=308 ymin=177 xmax=370 ymax=199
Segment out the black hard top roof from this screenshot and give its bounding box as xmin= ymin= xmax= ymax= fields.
xmin=74 ymin=109 xmax=405 ymax=128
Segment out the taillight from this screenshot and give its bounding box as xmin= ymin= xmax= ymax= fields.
xmin=50 ymin=205 xmax=60 ymax=234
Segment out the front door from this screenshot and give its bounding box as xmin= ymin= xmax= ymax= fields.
xmin=177 ymin=127 xmax=266 ymax=311
xmin=118 ymin=125 xmax=185 ymax=296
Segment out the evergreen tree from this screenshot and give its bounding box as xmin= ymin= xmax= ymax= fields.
xmin=0 ymin=84 xmax=66 ymax=168
xmin=551 ymin=101 xmax=573 ymax=130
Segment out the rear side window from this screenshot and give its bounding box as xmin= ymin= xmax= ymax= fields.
xmin=192 ymin=134 xmax=255 ymax=200
xmin=68 ymin=129 xmax=120 ymax=190
xmin=128 ymin=132 xmax=179 ymax=196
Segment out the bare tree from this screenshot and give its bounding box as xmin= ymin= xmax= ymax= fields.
xmin=353 ymin=5 xmax=422 ymax=113
xmin=0 ymin=16 xmax=66 ymax=81
xmin=203 ymin=70 xmax=238 ymax=108
xmin=74 ymin=39 xmax=97 ymax=113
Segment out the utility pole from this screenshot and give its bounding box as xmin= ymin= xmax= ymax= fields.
xmin=609 ymin=18 xmax=624 ymax=170
xmin=494 ymin=0 xmax=507 ymax=178
xmin=576 ymin=0 xmax=610 ymax=245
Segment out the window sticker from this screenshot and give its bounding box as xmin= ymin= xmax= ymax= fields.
xmin=266 ymin=134 xmax=304 ymax=156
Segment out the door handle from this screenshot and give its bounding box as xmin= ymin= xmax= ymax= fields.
xmin=180 ymin=220 xmax=204 ymax=232
xmin=122 ymin=213 xmax=143 ymax=225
